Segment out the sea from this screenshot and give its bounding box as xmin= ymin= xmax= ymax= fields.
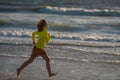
xmin=0 ymin=0 xmax=120 ymax=80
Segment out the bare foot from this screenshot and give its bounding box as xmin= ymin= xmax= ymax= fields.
xmin=16 ymin=68 xmax=20 ymax=78
xmin=49 ymin=73 xmax=57 ymax=78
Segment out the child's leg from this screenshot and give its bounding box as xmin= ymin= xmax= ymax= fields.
xmin=41 ymin=52 xmax=56 ymax=77
xmin=17 ymin=56 xmax=36 ymax=77
xmin=17 ymin=46 xmax=38 ymax=77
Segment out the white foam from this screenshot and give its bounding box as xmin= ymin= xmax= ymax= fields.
xmin=46 ymin=6 xmax=120 ymax=13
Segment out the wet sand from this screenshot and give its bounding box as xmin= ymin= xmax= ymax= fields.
xmin=0 ymin=56 xmax=120 ymax=80
xmin=0 ymin=45 xmax=120 ymax=80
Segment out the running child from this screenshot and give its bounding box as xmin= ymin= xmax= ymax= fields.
xmin=17 ymin=19 xmax=56 ymax=78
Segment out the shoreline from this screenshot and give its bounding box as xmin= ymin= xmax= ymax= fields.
xmin=0 ymin=56 xmax=120 ymax=80
xmin=0 ymin=44 xmax=120 ymax=80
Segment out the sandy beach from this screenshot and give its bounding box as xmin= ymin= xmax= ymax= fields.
xmin=0 ymin=45 xmax=120 ymax=80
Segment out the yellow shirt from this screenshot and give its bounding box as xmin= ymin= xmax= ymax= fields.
xmin=32 ymin=30 xmax=51 ymax=49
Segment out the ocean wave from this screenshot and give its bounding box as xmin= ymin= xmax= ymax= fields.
xmin=39 ymin=6 xmax=120 ymax=16
xmin=52 ymin=31 xmax=120 ymax=42
xmin=0 ymin=5 xmax=120 ymax=16
xmin=0 ymin=29 xmax=120 ymax=42
xmin=0 ymin=13 xmax=120 ymax=26
xmin=0 ymin=28 xmax=120 ymax=43
xmin=45 ymin=6 xmax=120 ymax=13
xmin=0 ymin=35 xmax=120 ymax=48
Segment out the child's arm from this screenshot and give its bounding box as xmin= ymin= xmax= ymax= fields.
xmin=44 ymin=31 xmax=51 ymax=43
xmin=48 ymin=33 xmax=51 ymax=42
xmin=32 ymin=31 xmax=37 ymax=45
xmin=46 ymin=32 xmax=51 ymax=42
